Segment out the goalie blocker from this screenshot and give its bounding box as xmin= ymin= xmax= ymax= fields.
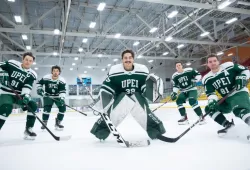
xmin=90 ymin=74 xmax=165 ymax=140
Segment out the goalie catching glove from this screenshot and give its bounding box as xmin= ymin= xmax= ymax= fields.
xmin=144 ymin=73 xmax=164 ymax=102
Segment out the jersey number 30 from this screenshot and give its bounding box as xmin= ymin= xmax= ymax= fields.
xmin=126 ymin=88 xmax=135 ymax=94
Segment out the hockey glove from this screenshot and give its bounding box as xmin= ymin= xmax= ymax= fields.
xmin=0 ymin=70 xmax=9 ymax=87
xmin=37 ymin=88 xmax=44 ymax=96
xmin=235 ymin=74 xmax=247 ymax=91
xmin=170 ymin=92 xmax=177 ymax=101
xmin=207 ymin=99 xmax=218 ymax=113
xmin=58 ymin=97 xmax=65 ymax=106
xmin=22 ymin=94 xmax=31 ymax=105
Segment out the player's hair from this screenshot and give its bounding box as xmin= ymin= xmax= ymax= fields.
xmin=207 ymin=54 xmax=219 ymax=62
xmin=121 ymin=49 xmax=134 ymax=59
xmin=51 ymin=65 xmax=61 ymax=74
xmin=23 ymin=52 xmax=35 ymax=61
xmin=175 ymin=61 xmax=182 ymax=66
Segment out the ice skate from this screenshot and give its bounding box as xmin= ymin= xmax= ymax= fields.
xmin=178 ymin=115 xmax=189 ymax=125
xmin=24 ymin=127 xmax=37 ymax=140
xmin=55 ymin=118 xmax=64 ymax=131
xmin=217 ymin=119 xmax=235 ymax=137
xmin=199 ymin=116 xmax=206 ymax=125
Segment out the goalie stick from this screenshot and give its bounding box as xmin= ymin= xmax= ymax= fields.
xmin=157 ymin=89 xmax=236 ymax=143
xmin=82 ymin=85 xmax=150 ymax=147
xmin=8 ymin=85 xmax=71 ymax=141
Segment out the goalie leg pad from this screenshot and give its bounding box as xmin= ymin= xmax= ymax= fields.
xmin=144 ymin=74 xmax=163 ymax=102
xmin=92 ymin=89 xmax=114 ymax=114
xmin=90 ymin=92 xmax=135 ymax=140
xmin=130 ymin=92 xmax=166 ymax=139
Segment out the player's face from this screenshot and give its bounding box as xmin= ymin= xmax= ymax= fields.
xmin=207 ymin=57 xmax=220 ymax=70
xmin=122 ymin=53 xmax=134 ymax=71
xmin=52 ymin=69 xmax=60 ymax=77
xmin=176 ymin=63 xmax=183 ymax=72
xmin=22 ymin=55 xmax=34 ymax=69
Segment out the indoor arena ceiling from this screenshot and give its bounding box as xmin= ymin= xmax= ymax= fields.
xmin=0 ymin=0 xmax=250 ymax=69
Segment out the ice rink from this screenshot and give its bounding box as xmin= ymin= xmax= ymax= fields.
xmin=0 ymin=106 xmax=250 ymax=170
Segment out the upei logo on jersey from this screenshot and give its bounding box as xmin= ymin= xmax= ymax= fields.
xmin=212 ymin=77 xmax=231 ymax=89
xmin=49 ymin=83 xmax=58 ymax=89
xmin=121 ymin=79 xmax=138 ymax=88
xmin=10 ymin=71 xmax=28 ymax=83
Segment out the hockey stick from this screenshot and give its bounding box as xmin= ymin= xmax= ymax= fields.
xmin=82 ymin=85 xmax=150 ymax=147
xmin=151 ymin=98 xmax=172 ymax=112
xmin=157 ymin=89 xmax=236 ymax=143
xmin=8 ymin=85 xmax=71 ymax=141
xmin=42 ymin=94 xmax=87 ymax=116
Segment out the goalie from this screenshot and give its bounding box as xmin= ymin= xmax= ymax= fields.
xmin=90 ymin=50 xmax=166 ymax=140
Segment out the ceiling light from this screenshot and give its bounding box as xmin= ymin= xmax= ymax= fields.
xmin=177 ymin=44 xmax=184 ymax=49
xmin=200 ymin=32 xmax=210 ymax=37
xmin=88 ymin=66 xmax=92 ymax=68
xmin=33 ymin=62 xmax=36 ymax=65
xmin=133 ymin=41 xmax=140 ymax=46
xmin=113 ymin=59 xmax=118 ymax=61
xmin=89 ymin=22 xmax=96 ymax=28
xmin=148 ymin=60 xmax=154 ymax=63
xmin=102 ymin=68 xmax=105 ymax=71
xmin=70 ymin=68 xmax=73 ymax=71
xmin=114 ymin=33 xmax=121 ymax=38
xmin=82 ymin=38 xmax=88 ymax=43
xmin=137 ymin=55 xmax=143 ymax=58
xmin=14 ymin=16 xmax=22 ymax=23
xmin=98 ymin=54 xmax=103 ymax=57
xmin=22 ymin=34 xmax=28 ymax=40
xmin=72 ymin=63 xmax=76 ymax=66
xmin=218 ymin=0 xmax=235 ymax=9
xmin=165 ymin=36 xmax=173 ymax=41
xmin=107 ymin=64 xmax=111 ymax=67
xmin=186 ymin=62 xmax=191 ymax=66
xmin=54 ymin=29 xmax=60 ymax=35
xmin=149 ymin=27 xmax=158 ymax=33
xmin=78 ymin=48 xmax=83 ymax=52
xmin=97 ymin=2 xmax=106 ymax=11
xmin=216 ymin=51 xmax=224 ymax=56
xmin=163 ymin=52 xmax=169 ymax=55
xmin=8 ymin=0 xmax=15 ymax=2
xmin=225 ymin=17 xmax=238 ymax=24
xmin=84 ymin=71 xmax=87 ymax=73
xmin=26 ymin=46 xmax=31 ymax=50
xmin=34 ymin=67 xmax=38 ymax=70
xmin=74 ymin=57 xmax=79 ymax=60
xmin=228 ymin=53 xmax=233 ymax=56
xmin=53 ymin=52 xmax=58 ymax=56
xmin=168 ymin=10 xmax=178 ymax=18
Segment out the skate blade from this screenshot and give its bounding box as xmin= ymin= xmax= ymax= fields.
xmin=23 ymin=136 xmax=36 ymax=140
xmin=178 ymin=121 xmax=189 ymax=125
xmin=55 ymin=128 xmax=64 ymax=131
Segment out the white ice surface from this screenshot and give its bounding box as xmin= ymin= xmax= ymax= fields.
xmin=0 ymin=107 xmax=250 ymax=170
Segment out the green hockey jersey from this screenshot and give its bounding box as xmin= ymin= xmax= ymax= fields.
xmin=172 ymin=67 xmax=201 ymax=93
xmin=0 ymin=60 xmax=37 ymax=95
xmin=202 ymin=62 xmax=249 ymax=101
xmin=37 ymin=74 xmax=66 ymax=98
xmin=101 ymin=63 xmax=149 ymax=96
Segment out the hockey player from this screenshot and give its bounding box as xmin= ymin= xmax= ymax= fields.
xmin=37 ymin=65 xmax=66 ymax=130
xmin=170 ymin=62 xmax=205 ymax=125
xmin=202 ymin=55 xmax=250 ymax=137
xmin=90 ymin=49 xmax=166 ymax=140
xmin=0 ymin=52 xmax=38 ymax=139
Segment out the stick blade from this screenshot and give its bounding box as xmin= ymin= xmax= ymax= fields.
xmin=126 ymin=140 xmax=150 ymax=147
xmin=157 ymin=135 xmax=178 ymax=143
xmin=59 ymin=135 xmax=72 ymax=141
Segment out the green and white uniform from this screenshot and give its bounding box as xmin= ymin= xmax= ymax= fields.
xmin=171 ymin=68 xmax=203 ymax=121
xmin=37 ymin=74 xmax=66 ymax=123
xmin=202 ymin=62 xmax=250 ymax=127
xmin=90 ymin=63 xmax=166 ymax=140
xmin=0 ymin=60 xmax=37 ymax=131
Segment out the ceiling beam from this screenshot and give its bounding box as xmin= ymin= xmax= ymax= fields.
xmin=135 ymin=0 xmax=250 ymax=15
xmin=0 ymin=27 xmax=249 ymax=47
